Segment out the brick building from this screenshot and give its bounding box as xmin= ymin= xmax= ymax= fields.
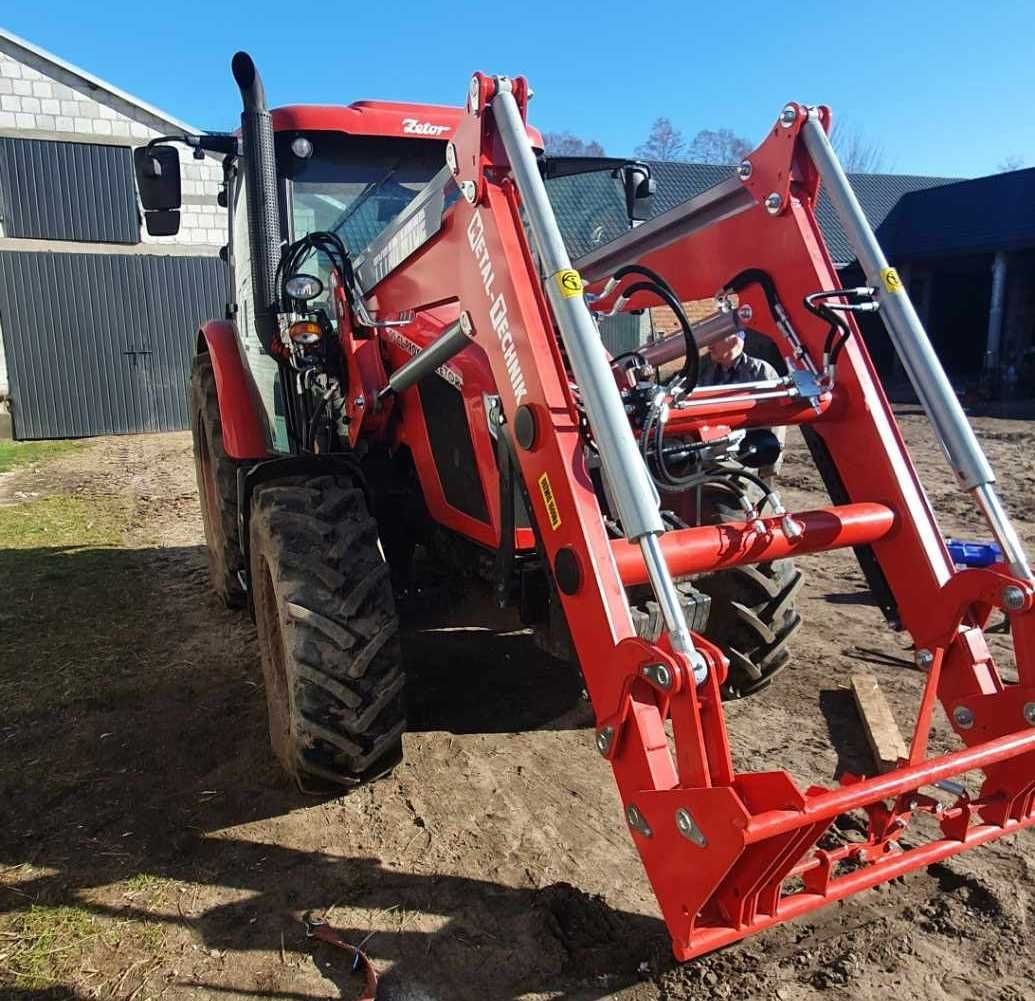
xmin=0 ymin=28 xmax=226 ymax=437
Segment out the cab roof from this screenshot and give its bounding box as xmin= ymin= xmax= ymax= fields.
xmin=270 ymin=101 xmax=544 ymax=149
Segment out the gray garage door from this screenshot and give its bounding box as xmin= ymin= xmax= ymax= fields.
xmin=0 ymin=251 xmax=227 ymax=439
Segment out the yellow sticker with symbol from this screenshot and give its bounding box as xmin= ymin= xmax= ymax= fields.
xmin=880 ymin=267 xmax=904 ymax=294
xmin=537 ymin=472 xmax=562 ymax=530
xmin=555 ymin=269 xmax=583 ymax=298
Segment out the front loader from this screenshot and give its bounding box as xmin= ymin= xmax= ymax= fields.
xmin=133 ymin=52 xmax=1035 ymax=961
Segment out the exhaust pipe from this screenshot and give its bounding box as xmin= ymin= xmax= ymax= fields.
xmin=231 ymin=51 xmax=280 ymax=353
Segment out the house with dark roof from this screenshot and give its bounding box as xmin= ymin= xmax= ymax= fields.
xmin=549 ymin=162 xmax=1035 ymax=395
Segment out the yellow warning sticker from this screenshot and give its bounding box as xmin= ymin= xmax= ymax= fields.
xmin=537 ymin=472 xmax=562 ymax=530
xmin=555 ymin=269 xmax=583 ymax=298
xmin=880 ymin=267 xmax=904 ymax=294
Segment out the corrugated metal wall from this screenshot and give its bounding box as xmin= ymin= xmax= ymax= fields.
xmin=0 ymin=138 xmax=140 ymax=243
xmin=0 ymin=251 xmax=226 ymax=439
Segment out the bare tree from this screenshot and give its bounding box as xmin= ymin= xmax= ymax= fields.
xmin=635 ymin=117 xmax=686 ymax=161
xmin=830 ymin=121 xmax=887 ymax=173
xmin=685 ymin=128 xmax=752 ymax=165
xmin=542 ymin=131 xmax=606 ymax=157
xmin=997 ymin=154 xmax=1026 ymax=173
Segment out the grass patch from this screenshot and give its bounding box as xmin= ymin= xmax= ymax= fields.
xmin=121 ymin=874 xmax=173 ymax=907
xmin=5 ymin=904 xmax=96 ymax=989
xmin=0 ymin=494 xmax=125 ymax=549
xmin=0 ymin=439 xmax=82 ymax=474
xmin=0 ymin=495 xmax=135 ymax=714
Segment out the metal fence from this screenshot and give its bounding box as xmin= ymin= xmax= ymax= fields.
xmin=0 ymin=251 xmax=227 ymax=439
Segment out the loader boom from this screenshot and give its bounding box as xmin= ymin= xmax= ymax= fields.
xmin=142 ymin=55 xmax=1035 ymax=962
xmin=355 ymin=77 xmax=1035 ymax=959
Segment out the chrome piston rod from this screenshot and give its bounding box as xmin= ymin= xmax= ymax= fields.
xmin=802 ymin=111 xmax=1032 ymax=583
xmin=491 ymin=80 xmax=706 ymax=681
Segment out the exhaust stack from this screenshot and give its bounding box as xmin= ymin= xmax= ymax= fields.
xmin=231 ymin=51 xmax=280 ymax=353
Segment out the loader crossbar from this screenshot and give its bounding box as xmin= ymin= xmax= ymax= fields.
xmin=359 ymin=78 xmax=1035 ymax=960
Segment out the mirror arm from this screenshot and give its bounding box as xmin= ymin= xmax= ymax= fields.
xmin=146 ymin=133 xmax=240 ymax=158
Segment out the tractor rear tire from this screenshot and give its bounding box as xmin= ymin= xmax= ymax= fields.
xmin=249 ymin=474 xmax=405 ymax=787
xmin=191 ymin=353 xmax=247 ymax=609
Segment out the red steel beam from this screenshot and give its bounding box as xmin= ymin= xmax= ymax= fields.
xmin=611 ymin=502 xmax=895 ymax=585
xmin=746 ymin=726 xmax=1035 ymax=842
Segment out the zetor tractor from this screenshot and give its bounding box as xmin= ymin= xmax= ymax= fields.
xmin=134 ymin=52 xmax=1035 ymax=960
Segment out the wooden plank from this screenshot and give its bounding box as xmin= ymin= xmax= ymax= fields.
xmin=850 ymin=673 xmax=908 ymax=773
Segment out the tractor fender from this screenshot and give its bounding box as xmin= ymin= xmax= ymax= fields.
xmin=197 ymin=320 xmax=269 ymax=460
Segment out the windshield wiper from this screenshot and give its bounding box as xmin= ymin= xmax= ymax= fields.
xmin=328 ymin=163 xmax=400 ymax=240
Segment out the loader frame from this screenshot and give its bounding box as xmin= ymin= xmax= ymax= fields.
xmin=347 ymin=75 xmax=1035 ymax=959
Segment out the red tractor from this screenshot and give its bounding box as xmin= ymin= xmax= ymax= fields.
xmin=134 ymin=52 xmax=1035 ymax=961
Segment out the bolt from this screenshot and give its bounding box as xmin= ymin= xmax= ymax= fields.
xmin=625 ymin=804 xmax=652 ymax=838
xmin=468 ymin=77 xmax=480 ymax=112
xmin=459 ymin=310 xmax=473 ymax=336
xmin=765 ymin=192 xmax=782 ymax=215
xmin=737 ymin=160 xmax=752 ymax=180
xmin=737 ymin=304 xmax=753 ymax=322
xmin=1024 ymin=703 xmax=1035 ymax=727
xmin=642 ymin=663 xmax=672 ymax=690
xmin=953 ymin=705 xmax=975 ymax=729
xmin=353 ymin=396 xmax=365 ymax=408
xmin=461 ymin=180 xmax=478 ymax=204
xmin=915 ymin=648 xmax=934 ymax=670
xmin=595 ymin=726 xmax=613 ymax=756
xmin=675 ymin=808 xmax=707 ymax=847
xmin=779 ymin=104 xmax=798 ymax=127
xmin=687 ymin=650 xmax=709 ymax=686
xmin=1002 ymin=585 xmax=1026 ymax=611
xmin=445 ymin=142 xmax=458 ymax=174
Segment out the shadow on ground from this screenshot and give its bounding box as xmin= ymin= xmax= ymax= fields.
xmin=0 ymin=542 xmax=653 ymax=1000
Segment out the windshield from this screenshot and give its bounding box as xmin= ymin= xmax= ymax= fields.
xmin=280 ymin=133 xmax=445 ymax=258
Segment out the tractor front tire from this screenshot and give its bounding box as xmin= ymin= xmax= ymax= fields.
xmin=191 ymin=353 xmax=247 ymax=608
xmin=696 ymin=558 xmax=803 ymax=700
xmin=249 ymin=475 xmax=405 ymax=787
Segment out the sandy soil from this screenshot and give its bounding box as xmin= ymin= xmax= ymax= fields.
xmin=1 ymin=415 xmax=1033 ymax=1000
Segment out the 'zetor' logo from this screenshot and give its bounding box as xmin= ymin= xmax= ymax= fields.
xmin=402 ymin=118 xmax=450 ymax=136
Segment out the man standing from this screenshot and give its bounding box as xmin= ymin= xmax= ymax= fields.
xmin=697 ymin=330 xmax=780 ymax=386
xmin=696 ymin=330 xmax=785 ymax=477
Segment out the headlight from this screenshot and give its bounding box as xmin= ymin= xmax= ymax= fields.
xmin=285 ymin=273 xmax=323 ymax=301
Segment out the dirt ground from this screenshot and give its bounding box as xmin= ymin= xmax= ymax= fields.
xmin=1 ymin=414 xmax=1033 ymax=1000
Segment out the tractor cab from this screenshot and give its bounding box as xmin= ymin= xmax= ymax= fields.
xmin=266 ymin=104 xmax=465 ymax=322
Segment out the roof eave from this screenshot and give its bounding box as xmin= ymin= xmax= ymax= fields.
xmin=0 ymin=27 xmax=204 ymax=135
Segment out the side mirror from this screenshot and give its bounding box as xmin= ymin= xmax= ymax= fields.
xmin=134 ymin=145 xmax=182 ymax=209
xmin=134 ymin=144 xmax=183 ymax=237
xmin=143 ymin=210 xmax=180 ymax=236
xmin=620 ymin=164 xmax=655 ymax=223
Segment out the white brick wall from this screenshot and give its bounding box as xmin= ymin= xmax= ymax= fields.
xmin=0 ymin=44 xmax=224 ymax=250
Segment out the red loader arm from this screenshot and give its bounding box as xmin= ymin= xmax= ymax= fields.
xmin=354 ymin=79 xmax=1035 ymax=960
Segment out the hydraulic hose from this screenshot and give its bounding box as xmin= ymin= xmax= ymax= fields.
xmin=619 ymin=280 xmax=699 ymax=390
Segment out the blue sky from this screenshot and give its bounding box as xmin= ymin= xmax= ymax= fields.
xmin=3 ymin=0 xmax=1032 ymax=178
